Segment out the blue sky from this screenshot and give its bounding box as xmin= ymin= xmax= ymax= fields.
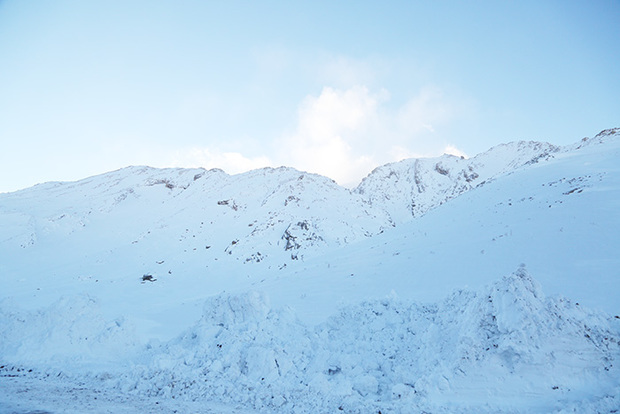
xmin=1 ymin=0 xmax=618 ymax=192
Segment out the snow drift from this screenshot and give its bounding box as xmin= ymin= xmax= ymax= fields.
xmin=53 ymin=267 xmax=615 ymax=413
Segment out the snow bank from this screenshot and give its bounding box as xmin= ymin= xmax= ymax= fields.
xmin=2 ymin=267 xmax=617 ymax=412
xmin=98 ymin=267 xmax=620 ymax=413
xmin=0 ymin=294 xmax=139 ymax=368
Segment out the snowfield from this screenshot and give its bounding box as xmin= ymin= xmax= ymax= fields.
xmin=1 ymin=129 xmax=619 ymax=412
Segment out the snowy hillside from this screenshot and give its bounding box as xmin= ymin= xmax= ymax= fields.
xmin=1 ymin=128 xmax=619 ymax=413
xmin=0 ymin=165 xmax=389 ymax=266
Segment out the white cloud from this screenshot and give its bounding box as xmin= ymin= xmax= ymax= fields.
xmin=276 ymin=86 xmax=382 ymax=186
xmin=276 ymin=85 xmax=468 ymax=187
xmin=443 ymin=145 xmax=468 ymax=158
xmin=388 ymin=146 xmax=428 ymax=162
xmin=170 ymin=148 xmax=273 ymax=175
xmin=161 ymin=84 xmax=470 ymax=187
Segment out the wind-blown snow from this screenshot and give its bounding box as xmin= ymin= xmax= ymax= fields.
xmin=1 ymin=128 xmax=619 ymax=412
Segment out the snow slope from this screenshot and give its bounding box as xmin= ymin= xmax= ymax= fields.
xmin=1 ymin=128 xmax=619 ymax=412
xmin=0 ymin=165 xmax=389 ymax=268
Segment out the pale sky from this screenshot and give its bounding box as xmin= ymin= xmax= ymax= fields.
xmin=1 ymin=0 xmax=618 ymax=193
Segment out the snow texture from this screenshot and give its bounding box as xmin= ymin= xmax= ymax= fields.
xmin=1 ymin=128 xmax=620 ymax=412
xmin=2 ymin=267 xmax=619 ymax=413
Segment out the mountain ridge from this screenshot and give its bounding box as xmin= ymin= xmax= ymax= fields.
xmin=2 ymin=129 xmax=616 ymax=264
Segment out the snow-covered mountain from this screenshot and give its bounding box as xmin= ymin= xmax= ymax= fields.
xmin=0 ymin=132 xmax=589 ymax=271
xmin=0 ymin=165 xmax=389 ymax=268
xmin=1 ymin=128 xmax=619 ymax=413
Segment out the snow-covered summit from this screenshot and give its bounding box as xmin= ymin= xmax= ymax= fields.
xmin=352 ymin=129 xmax=619 ymax=225
xmin=354 ymin=140 xmax=561 ymax=223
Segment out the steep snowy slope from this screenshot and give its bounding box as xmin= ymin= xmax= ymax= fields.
xmin=354 ymin=128 xmax=619 ymax=225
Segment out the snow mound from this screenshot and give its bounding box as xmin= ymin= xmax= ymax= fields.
xmin=201 ymin=290 xmax=271 ymax=327
xmin=104 ymin=267 xmax=620 ymax=412
xmin=0 ymin=295 xmax=139 ymax=368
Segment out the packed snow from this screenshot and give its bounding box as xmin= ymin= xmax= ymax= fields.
xmin=1 ymin=128 xmax=619 ymax=412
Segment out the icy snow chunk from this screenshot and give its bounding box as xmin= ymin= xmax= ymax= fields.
xmin=202 ymin=290 xmax=270 ymax=327
xmin=243 ymin=345 xmax=279 ymax=381
xmin=491 ymin=264 xmax=545 ymax=334
xmin=353 ymin=373 xmax=379 ymax=396
xmin=391 ymin=382 xmax=416 ymax=400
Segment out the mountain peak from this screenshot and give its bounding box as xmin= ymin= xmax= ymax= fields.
xmin=354 ymin=139 xmax=561 ymax=223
